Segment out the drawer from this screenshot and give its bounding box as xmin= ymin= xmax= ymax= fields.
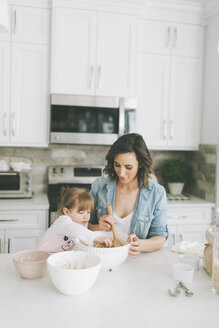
xmin=168 ymin=208 xmax=212 ymax=225
xmin=0 ymin=210 xmax=48 ymax=229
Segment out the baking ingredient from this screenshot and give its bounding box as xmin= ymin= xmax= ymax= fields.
xmin=203 ymin=243 xmax=213 ymax=276
xmin=212 ymin=227 xmax=219 ymax=294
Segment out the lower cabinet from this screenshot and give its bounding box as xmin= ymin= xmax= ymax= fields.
xmin=0 ymin=210 xmax=48 ymax=253
xmin=166 ymin=203 xmax=213 ymax=248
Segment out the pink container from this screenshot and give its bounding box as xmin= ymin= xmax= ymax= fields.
xmin=13 ymin=249 xmax=50 ymax=279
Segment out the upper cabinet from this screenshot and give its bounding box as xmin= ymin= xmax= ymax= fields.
xmin=51 ymin=7 xmax=137 ymax=97
xmin=0 ymin=5 xmax=50 ymax=147
xmin=137 ymin=20 xmax=204 ymax=150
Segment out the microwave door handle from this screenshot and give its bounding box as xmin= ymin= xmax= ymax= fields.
xmin=118 ymin=99 xmax=125 ymax=136
xmin=0 ymin=173 xmax=17 ymax=175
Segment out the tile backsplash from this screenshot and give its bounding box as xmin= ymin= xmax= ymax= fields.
xmin=0 ymin=144 xmax=216 ymax=202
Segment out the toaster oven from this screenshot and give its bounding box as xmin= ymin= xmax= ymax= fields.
xmin=0 ymin=170 xmax=32 ymax=198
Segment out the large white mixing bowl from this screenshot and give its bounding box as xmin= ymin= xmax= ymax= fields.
xmin=47 ymin=251 xmax=101 ymax=295
xmin=75 ymin=231 xmax=130 ymax=271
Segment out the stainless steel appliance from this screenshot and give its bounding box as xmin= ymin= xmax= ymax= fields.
xmin=47 ymin=165 xmax=104 ymax=226
xmin=0 ymin=170 xmax=32 ymax=198
xmin=50 ymin=94 xmax=137 ymax=145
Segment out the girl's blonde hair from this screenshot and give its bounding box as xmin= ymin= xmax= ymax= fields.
xmin=56 ymin=187 xmax=94 ymax=216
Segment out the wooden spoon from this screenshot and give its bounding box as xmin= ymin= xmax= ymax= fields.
xmin=107 ymin=202 xmax=122 ymax=247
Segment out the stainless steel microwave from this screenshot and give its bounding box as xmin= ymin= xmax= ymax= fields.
xmin=50 ymin=94 xmax=137 ymax=145
xmin=0 ymin=170 xmax=32 ymax=198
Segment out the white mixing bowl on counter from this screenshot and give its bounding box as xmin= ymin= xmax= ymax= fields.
xmin=47 ymin=250 xmax=101 ymax=295
xmin=75 ymin=231 xmax=130 ymax=271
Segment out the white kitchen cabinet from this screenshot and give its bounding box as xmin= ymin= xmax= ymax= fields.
xmin=167 ymin=201 xmax=213 ymax=248
xmin=137 ymin=19 xmax=204 ymax=150
xmin=51 ymin=7 xmax=137 ymax=97
xmin=0 ymin=42 xmax=10 ymax=144
xmin=11 ymin=6 xmax=49 ymax=44
xmin=0 ymin=5 xmax=50 ymax=147
xmin=10 ymin=43 xmax=49 ymax=145
xmin=139 ymin=21 xmax=204 ymax=57
xmin=0 ymin=209 xmax=47 ymax=254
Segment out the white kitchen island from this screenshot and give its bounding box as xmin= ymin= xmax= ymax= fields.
xmin=0 ymin=248 xmax=218 ymax=328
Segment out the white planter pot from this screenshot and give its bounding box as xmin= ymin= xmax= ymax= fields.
xmin=168 ymin=183 xmax=184 ymax=195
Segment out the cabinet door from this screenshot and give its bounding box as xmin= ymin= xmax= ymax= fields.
xmin=11 ymin=6 xmax=50 ymax=45
xmin=139 ymin=20 xmax=171 ymax=55
xmin=10 ymin=43 xmax=49 ymax=146
xmin=177 ymin=224 xmax=209 ymax=244
xmin=5 ymin=229 xmax=45 ymax=253
xmin=166 ymin=225 xmax=177 ymax=248
xmin=0 ymin=230 xmax=4 ymax=253
xmin=0 ymin=42 xmax=10 ymax=144
xmin=171 ymin=24 xmax=204 ymax=58
xmin=0 ymin=5 xmax=11 ymax=42
xmin=96 ymin=12 xmax=137 ymax=96
xmin=137 ymin=54 xmax=169 ymax=148
xmin=168 ymin=57 xmax=202 ymax=149
xmin=52 ymin=7 xmax=96 ymax=95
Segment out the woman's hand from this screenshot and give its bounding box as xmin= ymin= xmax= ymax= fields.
xmin=98 ymin=214 xmax=115 ymax=231
xmin=128 ymin=234 xmax=140 ymax=258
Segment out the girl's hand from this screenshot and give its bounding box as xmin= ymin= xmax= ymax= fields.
xmin=98 ymin=214 xmax=115 ymax=231
xmin=95 ymin=237 xmax=112 ymax=247
xmin=127 ymin=234 xmax=140 ymax=258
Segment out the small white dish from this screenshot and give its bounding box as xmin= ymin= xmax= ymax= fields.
xmin=172 ymin=263 xmax=194 ymax=284
xmin=179 ymin=254 xmax=200 ymax=271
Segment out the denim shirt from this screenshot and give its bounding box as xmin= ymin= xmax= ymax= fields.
xmin=90 ymin=177 xmax=168 ymax=240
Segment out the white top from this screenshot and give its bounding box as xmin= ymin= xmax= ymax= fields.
xmin=1 ymin=248 xmax=219 ymax=328
xmin=114 ymin=211 xmax=133 ymax=235
xmin=37 ymin=215 xmax=95 ymax=253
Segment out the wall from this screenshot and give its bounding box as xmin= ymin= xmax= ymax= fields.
xmin=201 ymin=11 xmax=219 ymax=145
xmin=0 ymin=144 xmax=216 ymax=202
xmin=201 ymin=9 xmax=219 ymax=206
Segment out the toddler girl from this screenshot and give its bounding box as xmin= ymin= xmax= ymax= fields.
xmin=38 ymin=187 xmax=112 ymax=253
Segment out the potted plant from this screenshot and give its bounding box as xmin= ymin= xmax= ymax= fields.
xmin=161 ymin=159 xmax=192 ymax=195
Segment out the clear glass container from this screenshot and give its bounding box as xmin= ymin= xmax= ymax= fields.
xmin=212 ymin=227 xmax=219 ymax=294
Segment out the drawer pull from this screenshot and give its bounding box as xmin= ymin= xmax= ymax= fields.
xmin=8 ymin=238 xmax=10 ymax=253
xmin=0 ymin=238 xmax=1 ymax=253
xmin=0 ymin=219 xmax=18 ymax=222
xmin=168 ymin=215 xmax=187 ymax=219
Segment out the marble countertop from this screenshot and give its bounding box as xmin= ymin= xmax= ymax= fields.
xmin=0 ymin=193 xmax=49 ymax=210
xmin=167 ymin=195 xmax=214 ymax=208
xmin=0 ymin=248 xmax=218 ymax=328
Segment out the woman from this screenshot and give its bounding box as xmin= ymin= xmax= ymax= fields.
xmin=88 ymin=133 xmax=168 ymax=257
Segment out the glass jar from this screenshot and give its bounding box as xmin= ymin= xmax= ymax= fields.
xmin=212 ymin=227 xmax=219 ymax=294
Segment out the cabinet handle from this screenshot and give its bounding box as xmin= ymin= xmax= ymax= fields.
xmin=163 ymin=120 xmax=167 ymax=139
xmin=8 ymin=238 xmax=10 ymax=253
xmin=169 ymin=120 xmax=174 ymax=140
xmin=3 ymin=112 xmax=7 ymax=136
xmin=173 ymin=27 xmax=177 ymax=47
xmin=0 ymin=238 xmax=1 ymax=253
xmin=0 ymin=219 xmax=18 ymax=222
xmin=179 ymin=234 xmax=183 ymax=242
xmin=172 ymin=234 xmax=176 ymax=246
xmin=89 ymin=65 xmax=94 ymax=88
xmin=167 ymin=26 xmax=171 ymax=48
xmin=97 ymin=66 xmax=101 ymax=89
xmin=168 ymin=215 xmax=187 ymax=219
xmin=11 ymin=113 xmax=16 ymax=136
xmin=14 ymin=10 xmax=17 ymax=33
